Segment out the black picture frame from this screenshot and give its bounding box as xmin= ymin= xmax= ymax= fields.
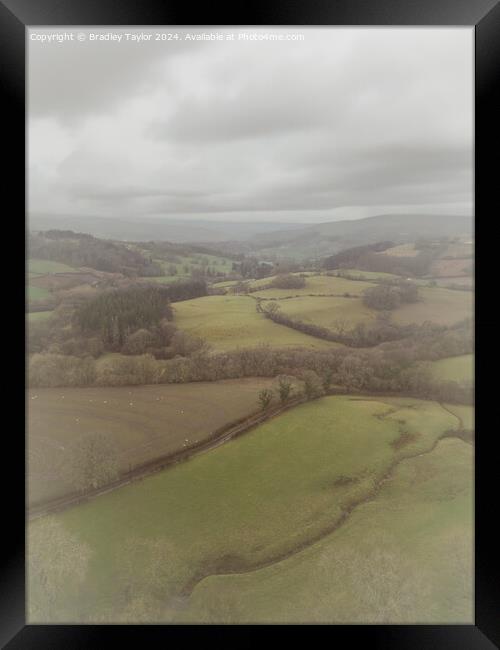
xmin=2 ymin=0 xmax=499 ymax=646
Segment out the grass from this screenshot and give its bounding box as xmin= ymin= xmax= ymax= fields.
xmin=391 ymin=287 xmax=473 ymax=326
xmin=28 ymin=259 xmax=76 ymax=274
xmin=429 ymin=355 xmax=474 ymax=384
xmin=27 ymin=378 xmax=276 ymax=506
xmin=272 ymin=295 xmax=375 ymax=330
xmin=149 ymin=275 xmax=187 ymax=284
xmin=382 ymin=243 xmax=418 ymax=257
xmin=337 ymin=269 xmax=401 ymax=280
xmin=251 ymin=274 xmax=375 ymax=298
xmin=152 ymin=254 xmax=234 ymax=281
xmin=28 ymin=285 xmax=51 ymax=301
xmin=442 ymin=404 xmax=474 ymax=431
xmin=173 ymin=295 xmax=337 ymax=351
xmin=181 ymin=437 xmax=472 ymax=623
xmin=27 ymin=311 xmax=53 ymax=322
xmin=212 ymin=280 xmax=241 ymax=289
xmin=28 ymin=396 xmax=462 ymax=622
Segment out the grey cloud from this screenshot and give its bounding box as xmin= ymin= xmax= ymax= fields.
xmin=28 ymin=28 xmax=473 ymax=222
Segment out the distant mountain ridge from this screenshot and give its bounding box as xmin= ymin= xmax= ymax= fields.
xmin=28 ymin=214 xmax=306 ymax=244
xmin=28 ymin=213 xmax=473 ymax=259
xmin=247 ymin=214 xmax=473 ymax=259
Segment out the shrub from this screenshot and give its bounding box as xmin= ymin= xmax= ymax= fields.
xmin=269 ymin=274 xmax=306 ymax=289
xmin=363 ymin=285 xmax=402 ymax=310
xmin=258 ymin=388 xmax=274 ymax=410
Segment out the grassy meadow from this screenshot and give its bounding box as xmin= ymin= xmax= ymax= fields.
xmin=28 ymin=285 xmax=51 ymax=301
xmin=173 ymin=295 xmax=338 ymax=351
xmin=270 ymin=295 xmax=375 ymax=330
xmin=27 ymin=310 xmax=53 ymax=322
xmin=29 ymin=259 xmax=77 ymax=274
xmin=429 ymin=354 xmax=473 ymax=384
xmin=251 ymin=274 xmax=375 ymax=298
xmin=181 ymin=437 xmax=472 ymax=623
xmin=28 ymin=395 xmax=467 ymax=623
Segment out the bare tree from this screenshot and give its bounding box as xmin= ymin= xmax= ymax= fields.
xmin=276 ymin=375 xmax=293 ymax=404
xmin=258 ymin=388 xmax=274 ymax=410
xmin=68 ymin=432 xmax=119 ymax=492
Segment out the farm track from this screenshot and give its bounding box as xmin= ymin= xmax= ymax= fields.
xmin=27 ymin=395 xmax=310 ymax=520
xmin=177 ymin=425 xmax=473 ymax=602
xmin=28 ymin=391 xmax=473 ymax=520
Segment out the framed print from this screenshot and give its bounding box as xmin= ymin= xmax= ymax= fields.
xmin=1 ymin=0 xmax=499 ymax=646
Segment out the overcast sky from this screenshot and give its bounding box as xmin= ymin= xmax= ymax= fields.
xmin=28 ymin=27 xmax=473 ymax=224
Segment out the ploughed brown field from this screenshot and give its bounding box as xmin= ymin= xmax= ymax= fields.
xmin=27 ymin=378 xmax=274 ymax=506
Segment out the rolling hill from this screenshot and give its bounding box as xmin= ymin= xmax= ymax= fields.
xmin=248 ymin=214 xmax=473 ymax=260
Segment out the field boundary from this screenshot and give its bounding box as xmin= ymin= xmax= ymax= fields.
xmin=27 ymin=394 xmax=312 ymax=520
xmin=28 ymin=390 xmax=473 ymax=520
xmin=177 ymin=430 xmax=473 ymax=602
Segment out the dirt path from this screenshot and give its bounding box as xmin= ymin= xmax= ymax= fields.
xmin=28 ymin=391 xmax=472 ymax=519
xmin=27 ymin=395 xmax=309 ymax=520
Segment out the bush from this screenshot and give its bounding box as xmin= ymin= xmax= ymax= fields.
xmin=301 ymin=370 xmax=325 ymax=400
xmin=363 ymin=285 xmax=402 ymax=310
xmin=258 ymin=388 xmax=274 ymax=410
xmin=28 ymin=353 xmax=96 ymax=387
xmin=269 ymin=274 xmax=306 ymax=289
xmin=95 ymin=354 xmax=159 ymax=386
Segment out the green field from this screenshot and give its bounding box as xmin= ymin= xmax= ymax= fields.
xmin=337 ymin=269 xmax=402 ymax=281
xmin=272 ymin=295 xmax=375 ymax=330
xmin=27 ymin=378 xmax=276 ymax=506
xmin=151 ymin=253 xmax=234 ymax=282
xmin=28 ymin=395 xmax=466 ymax=622
xmin=28 ymin=285 xmax=51 ymax=301
xmin=181 ymin=437 xmax=472 ymax=623
xmin=392 ymin=287 xmax=473 ymax=326
xmin=251 ymin=274 xmax=375 ymax=299
xmin=382 ymin=243 xmax=418 ymax=257
xmin=173 ymin=295 xmax=337 ymax=351
xmin=443 ymin=404 xmax=474 ymax=431
xmin=429 ymin=355 xmax=474 ymax=384
xmin=212 ymin=280 xmax=241 ymax=289
xmin=27 ymin=311 xmax=53 ymax=323
xmin=28 ymin=259 xmax=76 ymax=274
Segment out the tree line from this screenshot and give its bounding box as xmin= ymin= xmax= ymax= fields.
xmin=260 ymin=299 xmax=428 ymax=348
xmin=28 ymin=319 xmax=473 ymax=405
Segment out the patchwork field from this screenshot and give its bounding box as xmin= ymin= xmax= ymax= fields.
xmin=27 ymin=378 xmax=275 ymax=506
xmin=173 ymin=295 xmax=337 ymax=351
xmin=429 ymin=277 xmax=474 ymax=289
xmin=181 ymin=437 xmax=472 ymax=623
xmin=251 ymin=274 xmax=375 ymax=298
xmin=28 ymin=259 xmax=77 ymax=274
xmin=391 ymin=287 xmax=473 ymax=326
xmin=430 ymin=258 xmax=473 ymax=278
xmin=271 ymin=295 xmax=375 ymax=330
xmin=28 ymin=395 xmax=468 ymax=623
xmin=150 ymin=253 xmax=234 ymax=283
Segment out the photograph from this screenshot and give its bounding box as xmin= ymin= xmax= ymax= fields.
xmin=26 ymin=26 xmax=474 ymax=624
